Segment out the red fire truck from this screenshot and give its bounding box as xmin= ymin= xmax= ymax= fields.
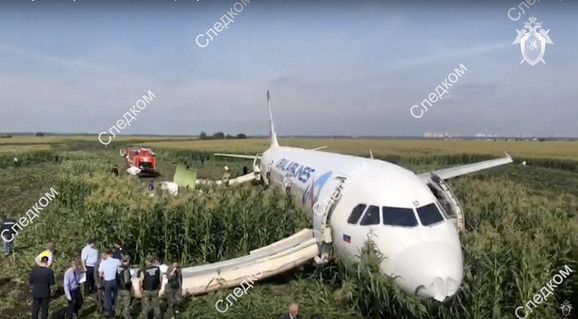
xmin=120 ymin=147 xmax=160 ymax=177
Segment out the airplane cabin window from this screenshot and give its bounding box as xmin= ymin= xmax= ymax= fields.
xmin=360 ymin=205 xmax=380 ymax=225
xmin=416 ymin=203 xmax=445 ymax=226
xmin=347 ymin=204 xmax=367 ymax=224
xmin=382 ymin=207 xmax=418 ymax=227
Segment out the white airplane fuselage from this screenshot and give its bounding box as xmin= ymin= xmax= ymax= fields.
xmin=259 ymin=145 xmax=463 ymax=302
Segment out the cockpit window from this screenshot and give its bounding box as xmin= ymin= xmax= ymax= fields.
xmin=359 ymin=205 xmax=380 ymax=225
xmin=416 ymin=203 xmax=445 ymax=226
xmin=436 ymin=202 xmax=451 ymax=219
xmin=347 ymin=204 xmax=367 ymax=224
xmin=382 ymin=207 xmax=418 ymax=227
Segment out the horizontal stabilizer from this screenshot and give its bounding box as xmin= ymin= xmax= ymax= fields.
xmin=310 ymin=146 xmax=327 ymax=151
xmin=173 ymin=162 xmax=197 ymax=189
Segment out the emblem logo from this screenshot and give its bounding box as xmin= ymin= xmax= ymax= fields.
xmin=513 ymin=16 xmax=553 ymax=66
xmin=560 ymin=300 xmax=573 ymax=317
xmin=302 ymin=171 xmax=332 ymax=205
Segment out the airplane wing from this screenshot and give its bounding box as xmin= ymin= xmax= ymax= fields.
xmin=202 ymin=153 xmax=261 ymax=185
xmin=196 ymin=172 xmax=257 ymax=186
xmin=214 ymin=153 xmax=258 ymax=160
xmin=418 ymin=152 xmax=513 ymax=180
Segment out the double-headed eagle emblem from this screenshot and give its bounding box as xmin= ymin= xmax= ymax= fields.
xmin=513 ymin=16 xmax=553 ymax=65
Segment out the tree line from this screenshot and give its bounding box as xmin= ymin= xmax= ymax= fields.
xmin=199 ymin=131 xmax=247 ymax=140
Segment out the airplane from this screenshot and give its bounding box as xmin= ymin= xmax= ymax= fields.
xmin=213 ymin=91 xmax=514 ymax=302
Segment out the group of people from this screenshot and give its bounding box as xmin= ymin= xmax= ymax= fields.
xmin=1 ymin=218 xmax=326 ymax=319
xmin=27 ymin=239 xmax=183 ymax=319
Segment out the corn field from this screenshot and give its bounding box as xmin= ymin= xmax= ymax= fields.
xmin=0 ymin=141 xmax=576 ymax=319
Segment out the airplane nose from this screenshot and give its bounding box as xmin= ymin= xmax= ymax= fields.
xmin=391 ymin=242 xmax=463 ymax=301
xmin=429 ymin=276 xmax=460 ymax=302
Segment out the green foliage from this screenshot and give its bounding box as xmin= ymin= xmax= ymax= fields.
xmin=0 ymin=145 xmax=576 ymax=319
xmin=0 ymin=151 xmax=53 ymax=169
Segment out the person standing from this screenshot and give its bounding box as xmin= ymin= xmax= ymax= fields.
xmin=139 ymin=255 xmax=161 ymax=319
xmin=112 ymin=240 xmax=124 ymax=261
xmin=280 ymin=303 xmax=301 ymax=319
xmin=165 ymin=262 xmax=182 ymax=319
xmin=222 ymin=166 xmax=231 ymax=186
xmin=1 ymin=214 xmax=16 ymax=255
xmin=111 ymin=165 xmax=119 ymax=176
xmin=35 ymin=242 xmax=55 ymax=268
xmin=29 ymin=256 xmax=55 ymax=319
xmin=116 ymin=256 xmax=133 ymax=319
xmin=64 ymin=259 xmax=84 ymax=319
xmin=99 ymin=250 xmax=120 ymax=318
xmin=81 ymin=238 xmax=98 ymax=295
xmin=94 ymin=252 xmax=107 ymax=313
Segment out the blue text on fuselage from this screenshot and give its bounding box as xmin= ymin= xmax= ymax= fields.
xmin=276 ymin=158 xmax=316 ymax=183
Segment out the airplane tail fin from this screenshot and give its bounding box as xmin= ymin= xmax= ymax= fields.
xmin=267 ymin=90 xmax=279 ymax=148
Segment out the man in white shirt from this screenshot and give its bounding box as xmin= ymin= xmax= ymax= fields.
xmin=98 ymin=250 xmax=121 ymax=318
xmin=81 ymin=238 xmax=99 ymax=295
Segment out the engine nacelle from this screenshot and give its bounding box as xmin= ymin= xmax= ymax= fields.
xmin=426 ymin=173 xmax=465 ymax=232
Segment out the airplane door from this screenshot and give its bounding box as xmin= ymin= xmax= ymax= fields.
xmin=252 ymin=153 xmax=262 ymax=181
xmin=312 ymin=176 xmax=346 ymax=265
xmin=427 ymin=173 xmax=465 ymax=232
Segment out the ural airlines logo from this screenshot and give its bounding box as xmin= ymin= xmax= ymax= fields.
xmin=513 ymin=16 xmax=553 ymax=66
xmin=302 ymin=171 xmax=332 ymax=205
xmin=276 ymin=158 xmax=316 ymax=183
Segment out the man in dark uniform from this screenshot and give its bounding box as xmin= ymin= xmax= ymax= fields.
xmin=94 ymin=251 xmax=107 ymax=313
xmin=111 ymin=165 xmax=119 ymax=176
xmin=1 ymin=214 xmax=17 ymax=255
xmin=116 ymin=256 xmax=133 ymax=319
xmin=164 ymin=261 xmax=182 ymax=319
xmin=112 ymin=240 xmax=124 ymax=260
xmin=280 ymin=303 xmax=301 ymax=319
xmin=29 ymin=256 xmax=55 ymax=319
xmin=139 ymin=255 xmax=161 ymax=319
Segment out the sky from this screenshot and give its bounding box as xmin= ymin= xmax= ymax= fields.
xmin=0 ymin=0 xmax=577 ymax=137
